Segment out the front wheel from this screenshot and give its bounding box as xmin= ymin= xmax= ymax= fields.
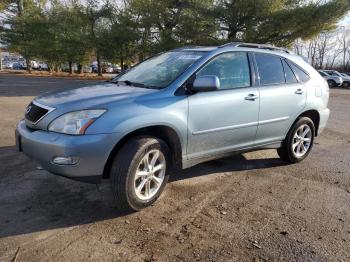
xmin=343 ymin=81 xmax=350 ymax=88
xmin=110 ymin=136 xmax=170 ymax=211
xmin=277 ymin=117 xmax=315 ymax=163
xmin=327 ymin=80 xmax=336 ymax=88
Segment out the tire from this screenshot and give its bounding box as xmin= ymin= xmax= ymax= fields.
xmin=110 ymin=136 xmax=170 ymax=211
xmin=277 ymin=117 xmax=315 ymax=163
xmin=343 ymin=81 xmax=350 ymax=88
xmin=327 ymin=80 xmax=336 ymax=88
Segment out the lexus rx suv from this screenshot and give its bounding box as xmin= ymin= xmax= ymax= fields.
xmin=16 ymin=43 xmax=330 ymax=211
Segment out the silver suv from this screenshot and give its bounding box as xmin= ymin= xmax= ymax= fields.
xmin=16 ymin=43 xmax=330 ymax=211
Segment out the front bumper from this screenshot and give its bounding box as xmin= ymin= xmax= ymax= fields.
xmin=16 ymin=120 xmax=122 ymax=183
xmin=318 ymin=108 xmax=330 ymax=134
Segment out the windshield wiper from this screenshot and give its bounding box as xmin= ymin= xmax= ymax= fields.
xmin=109 ymin=80 xmax=161 ymax=89
xmin=110 ymin=80 xmax=145 ymax=87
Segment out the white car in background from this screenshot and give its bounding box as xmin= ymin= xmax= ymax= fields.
xmin=318 ymin=70 xmax=343 ymax=88
xmin=340 ymin=73 xmax=350 ymax=87
xmin=322 ymin=70 xmax=350 ymax=88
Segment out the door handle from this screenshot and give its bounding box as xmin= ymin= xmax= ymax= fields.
xmin=245 ymin=94 xmax=259 ymax=101
xmin=295 ymin=88 xmax=304 ymax=95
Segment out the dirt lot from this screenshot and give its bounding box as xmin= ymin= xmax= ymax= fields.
xmin=0 ymin=74 xmax=349 ymax=262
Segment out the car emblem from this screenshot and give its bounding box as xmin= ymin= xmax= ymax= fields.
xmin=26 ymin=105 xmax=32 ymax=114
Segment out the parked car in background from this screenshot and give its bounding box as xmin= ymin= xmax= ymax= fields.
xmin=91 ymin=64 xmax=98 ymax=73
xmin=4 ymin=62 xmax=14 ymax=69
xmin=16 ymin=43 xmax=330 ymax=211
xmin=322 ymin=70 xmax=350 ymax=87
xmin=318 ymin=70 xmax=343 ymax=88
xmin=322 ymin=70 xmax=350 ymax=88
xmin=113 ymin=65 xmax=121 ymax=74
xmin=12 ymin=62 xmax=26 ymax=70
xmin=82 ymin=65 xmax=93 ymax=73
xmin=340 ymin=73 xmax=350 ymax=87
xmin=105 ymin=66 xmax=114 ymax=73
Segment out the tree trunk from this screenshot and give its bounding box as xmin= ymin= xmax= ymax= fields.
xmin=77 ymin=64 xmax=82 ymax=74
xmin=97 ymin=55 xmax=102 ymax=76
xmin=120 ymin=50 xmax=124 ymax=71
xmin=17 ymin=0 xmax=24 ymax=16
xmin=68 ymin=61 xmax=73 ymax=74
xmin=26 ymin=58 xmax=31 ymax=73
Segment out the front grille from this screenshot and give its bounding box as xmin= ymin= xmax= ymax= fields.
xmin=25 ymin=102 xmax=49 ymax=123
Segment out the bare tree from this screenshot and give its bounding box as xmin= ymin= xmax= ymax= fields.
xmin=338 ymin=26 xmax=350 ymax=71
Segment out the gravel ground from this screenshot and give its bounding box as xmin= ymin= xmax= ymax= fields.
xmin=0 ymin=74 xmax=349 ymax=262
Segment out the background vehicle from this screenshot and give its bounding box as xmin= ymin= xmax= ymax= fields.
xmin=340 ymin=73 xmax=350 ymax=87
xmin=16 ymin=43 xmax=330 ymax=211
xmin=12 ymin=62 xmax=26 ymax=70
xmin=318 ymin=70 xmax=343 ymax=88
xmin=322 ymin=70 xmax=350 ymax=88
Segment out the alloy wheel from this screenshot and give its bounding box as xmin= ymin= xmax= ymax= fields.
xmin=134 ymin=149 xmax=166 ymax=201
xmin=292 ymin=124 xmax=312 ymax=158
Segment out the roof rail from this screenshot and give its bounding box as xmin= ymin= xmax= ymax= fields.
xmin=172 ymin=45 xmax=207 ymax=51
xmin=219 ymin=42 xmax=292 ymax=54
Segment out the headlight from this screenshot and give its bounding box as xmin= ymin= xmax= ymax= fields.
xmin=48 ymin=109 xmax=106 ymax=135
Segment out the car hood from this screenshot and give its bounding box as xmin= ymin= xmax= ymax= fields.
xmin=35 ymin=83 xmax=158 ymax=108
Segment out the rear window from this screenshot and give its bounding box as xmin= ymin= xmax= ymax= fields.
xmin=287 ymin=61 xmax=311 ymax=82
xmin=255 ymin=53 xmax=285 ymax=85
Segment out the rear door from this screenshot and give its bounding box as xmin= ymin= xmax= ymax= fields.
xmin=254 ymin=53 xmax=307 ymax=145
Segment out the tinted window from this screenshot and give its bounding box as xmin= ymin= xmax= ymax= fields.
xmin=318 ymin=71 xmax=326 ymax=77
xmin=255 ymin=53 xmax=285 ymax=85
xmin=282 ymin=60 xmax=298 ymax=83
xmin=196 ymin=52 xmax=250 ymax=90
xmin=287 ymin=62 xmax=311 ymax=82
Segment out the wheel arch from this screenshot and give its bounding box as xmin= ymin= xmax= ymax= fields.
xmin=293 ymin=109 xmax=320 ymax=136
xmin=102 ymin=125 xmax=183 ymax=179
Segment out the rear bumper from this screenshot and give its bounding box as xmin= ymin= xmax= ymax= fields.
xmin=16 ymin=120 xmax=121 ymax=183
xmin=318 ymin=108 xmax=330 ymax=134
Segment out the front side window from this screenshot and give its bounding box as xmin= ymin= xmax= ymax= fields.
xmin=196 ymin=52 xmax=251 ymax=90
xmin=115 ymin=51 xmax=206 ymax=89
xmin=255 ymin=53 xmax=285 ymax=85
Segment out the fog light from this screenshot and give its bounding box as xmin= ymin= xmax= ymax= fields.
xmin=52 ymin=156 xmax=79 ymax=165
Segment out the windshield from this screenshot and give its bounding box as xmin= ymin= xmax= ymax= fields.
xmin=328 ymin=71 xmax=340 ymax=77
xmin=114 ymin=51 xmax=206 ymax=89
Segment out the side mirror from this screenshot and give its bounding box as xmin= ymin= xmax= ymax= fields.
xmin=191 ymin=75 xmax=220 ymax=92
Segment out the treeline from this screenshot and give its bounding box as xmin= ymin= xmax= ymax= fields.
xmin=294 ymin=27 xmax=350 ymax=71
xmin=1 ymin=0 xmax=349 ymax=75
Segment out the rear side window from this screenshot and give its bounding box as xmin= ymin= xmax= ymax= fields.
xmin=255 ymin=53 xmax=285 ymax=85
xmin=282 ymin=60 xmax=298 ymax=84
xmin=196 ymin=52 xmax=251 ymax=90
xmin=287 ymin=61 xmax=311 ymax=82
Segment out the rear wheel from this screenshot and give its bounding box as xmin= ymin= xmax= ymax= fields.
xmin=343 ymin=81 xmax=349 ymax=88
xmin=110 ymin=136 xmax=170 ymax=211
xmin=277 ymin=117 xmax=315 ymax=163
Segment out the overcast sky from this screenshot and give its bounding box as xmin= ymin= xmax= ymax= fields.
xmin=340 ymin=15 xmax=350 ymax=25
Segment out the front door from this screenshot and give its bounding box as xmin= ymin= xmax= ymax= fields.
xmin=187 ymin=52 xmax=259 ymax=159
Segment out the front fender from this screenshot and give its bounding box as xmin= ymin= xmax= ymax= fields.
xmin=86 ymin=95 xmax=189 ymax=152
